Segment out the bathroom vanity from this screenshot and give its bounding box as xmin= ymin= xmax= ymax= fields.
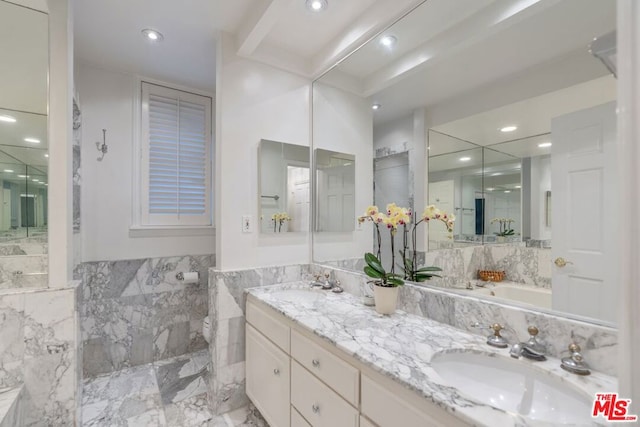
xmin=245 ymin=283 xmax=614 ymax=427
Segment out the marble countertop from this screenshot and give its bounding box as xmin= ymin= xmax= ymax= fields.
xmin=246 ymin=282 xmax=616 ymax=427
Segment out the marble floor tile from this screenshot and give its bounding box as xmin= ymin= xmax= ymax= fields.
xmin=82 ymin=364 xmax=163 ymax=427
xmin=164 ymin=392 xmax=213 ymax=427
xmin=81 ymin=350 xmax=271 ymax=427
xmin=209 ymin=405 xmax=269 ymax=427
xmin=155 ymin=350 xmax=209 ymax=405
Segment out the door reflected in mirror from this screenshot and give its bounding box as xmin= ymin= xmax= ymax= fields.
xmin=258 ymin=139 xmax=310 ymax=234
xmin=314 ymin=149 xmax=355 ymax=233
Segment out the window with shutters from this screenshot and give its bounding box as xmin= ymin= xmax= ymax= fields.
xmin=138 ymin=82 xmax=212 ymax=227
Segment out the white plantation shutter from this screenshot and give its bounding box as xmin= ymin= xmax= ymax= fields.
xmin=141 ymin=82 xmax=212 ymax=226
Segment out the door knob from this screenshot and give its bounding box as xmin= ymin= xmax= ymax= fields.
xmin=554 ymin=257 xmax=573 ymax=268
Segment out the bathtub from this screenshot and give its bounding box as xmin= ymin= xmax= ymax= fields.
xmin=473 ymin=283 xmax=552 ymax=309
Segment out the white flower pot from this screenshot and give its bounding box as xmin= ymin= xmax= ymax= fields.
xmin=373 ymin=285 xmax=399 ymax=315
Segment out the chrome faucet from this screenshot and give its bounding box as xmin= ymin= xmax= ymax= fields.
xmin=510 ymin=326 xmax=547 ymax=361
xmin=470 ymin=322 xmax=510 ymax=348
xmin=322 ymin=272 xmax=333 ymax=289
xmin=561 ymin=343 xmax=591 ymax=375
xmin=310 ymin=274 xmax=324 ymax=288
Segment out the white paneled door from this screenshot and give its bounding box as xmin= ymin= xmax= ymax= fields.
xmin=551 ymin=102 xmax=617 ymax=323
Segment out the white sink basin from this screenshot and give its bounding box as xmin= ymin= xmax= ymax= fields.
xmin=431 ymin=351 xmax=593 ymax=425
xmin=269 ymin=289 xmax=325 ymax=303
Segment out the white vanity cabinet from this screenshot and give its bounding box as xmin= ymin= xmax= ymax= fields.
xmin=246 ymin=297 xmax=466 ymax=427
xmin=246 ymin=324 xmax=291 ymax=427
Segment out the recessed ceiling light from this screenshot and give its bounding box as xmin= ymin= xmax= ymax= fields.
xmin=515 ymin=185 xmax=522 ymax=189
xmin=459 ymin=157 xmax=471 ymax=162
xmin=380 ymin=35 xmax=397 ymax=48
xmin=17 ymin=175 xmax=28 ymax=178
xmin=32 ymin=179 xmax=39 ymax=182
xmin=504 ymin=190 xmax=511 ymax=193
xmin=538 ymin=142 xmax=552 ymax=148
xmin=24 ymin=137 xmax=40 ymax=144
xmin=306 ymin=0 xmax=328 ymax=12
xmin=486 ymin=187 xmax=495 ymax=191
xmin=3 ymin=170 xmax=13 ymax=173
xmin=491 ymin=172 xmax=503 ymax=176
xmin=0 ymin=115 xmax=16 ymax=123
xmin=142 ymin=29 xmax=164 ymax=42
xmin=372 ymin=103 xmax=381 ymax=110
xmin=44 ymin=154 xmax=49 ymax=158
xmin=500 ymin=126 xmax=517 ymax=132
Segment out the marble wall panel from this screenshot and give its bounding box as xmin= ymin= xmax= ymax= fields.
xmin=207 ymin=264 xmax=310 ymax=415
xmin=316 ymin=264 xmax=617 ymax=376
xmin=0 ymin=286 xmax=79 ymax=427
xmin=77 ymin=255 xmax=213 ymax=378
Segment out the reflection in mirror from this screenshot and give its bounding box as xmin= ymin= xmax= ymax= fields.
xmin=311 ymin=0 xmax=617 ymax=325
xmin=258 ymin=139 xmax=309 ymax=233
xmin=314 ymin=149 xmax=355 ymax=232
xmin=0 ymin=1 xmax=50 ymax=290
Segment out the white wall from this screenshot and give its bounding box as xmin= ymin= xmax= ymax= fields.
xmin=215 ymin=33 xmax=310 ymax=270
xmin=48 ymin=0 xmax=73 ymax=285
xmin=76 ymin=62 xmax=215 ymax=261
xmin=313 ymin=81 xmax=372 ymax=262
xmin=372 ymin=110 xmax=428 ymax=251
xmin=373 ymin=115 xmax=412 ymax=152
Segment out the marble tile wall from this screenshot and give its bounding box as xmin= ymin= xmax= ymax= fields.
xmin=76 ymin=255 xmax=214 ymax=378
xmin=316 ymin=264 xmax=617 ymax=376
xmin=0 ymin=285 xmax=79 ymax=426
xmin=207 ymin=264 xmax=310 ymax=415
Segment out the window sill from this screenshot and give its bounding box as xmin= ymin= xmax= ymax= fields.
xmin=129 ymin=226 xmax=215 ymax=238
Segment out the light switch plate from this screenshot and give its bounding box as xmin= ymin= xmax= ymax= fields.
xmin=242 ymin=215 xmax=253 ymax=233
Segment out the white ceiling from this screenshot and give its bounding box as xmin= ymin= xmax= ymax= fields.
xmin=72 ymin=0 xmax=426 ymax=90
xmin=433 ymin=75 xmax=616 ymax=148
xmin=73 ymin=0 xmax=221 ymax=92
xmin=321 ymin=0 xmax=616 ymax=126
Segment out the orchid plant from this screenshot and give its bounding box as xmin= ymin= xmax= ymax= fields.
xmin=491 ymin=217 xmax=515 ymax=237
xmin=358 ymin=203 xmax=455 ymax=286
xmin=271 ymin=212 xmax=291 ymax=232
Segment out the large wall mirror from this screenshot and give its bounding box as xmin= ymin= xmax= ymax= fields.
xmin=312 ymin=0 xmax=617 ymax=326
xmin=258 ymin=139 xmax=310 ymax=234
xmin=314 ymin=149 xmax=355 ymax=233
xmin=0 ymin=0 xmax=49 ymax=289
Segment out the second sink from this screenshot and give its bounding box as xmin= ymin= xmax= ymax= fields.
xmin=430 ymin=351 xmax=594 ymax=425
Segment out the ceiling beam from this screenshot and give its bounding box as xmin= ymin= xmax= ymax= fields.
xmin=236 ymin=0 xmax=294 ymax=57
xmin=362 ymin=0 xmax=561 ymax=97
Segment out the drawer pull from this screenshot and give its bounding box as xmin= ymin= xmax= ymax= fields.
xmin=273 ymin=368 xmax=280 ymax=375
xmin=312 ymin=404 xmax=320 ymax=414
xmin=312 ymin=359 xmax=320 ymax=367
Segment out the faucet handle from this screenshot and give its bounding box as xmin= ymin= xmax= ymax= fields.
xmin=561 ymin=343 xmax=590 ymax=375
xmin=528 ymin=326 xmax=539 ymax=336
xmin=486 ymin=323 xmax=509 ymax=348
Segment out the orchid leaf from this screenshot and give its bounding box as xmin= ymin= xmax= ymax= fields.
xmin=364 ymin=266 xmax=384 ymax=279
xmin=364 ymin=252 xmax=385 ymax=274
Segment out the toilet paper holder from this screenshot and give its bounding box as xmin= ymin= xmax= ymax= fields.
xmin=176 ymin=271 xmax=200 ymax=282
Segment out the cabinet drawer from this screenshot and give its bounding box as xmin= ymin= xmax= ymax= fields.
xmin=291 ymin=361 xmax=358 ymax=427
xmin=291 ymin=406 xmax=312 ymax=427
xmin=361 ymin=375 xmax=463 ymax=427
xmin=246 ymin=324 xmax=290 ymax=427
xmin=291 ymin=329 xmax=359 ymax=406
xmin=247 ymin=300 xmax=290 ymax=352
